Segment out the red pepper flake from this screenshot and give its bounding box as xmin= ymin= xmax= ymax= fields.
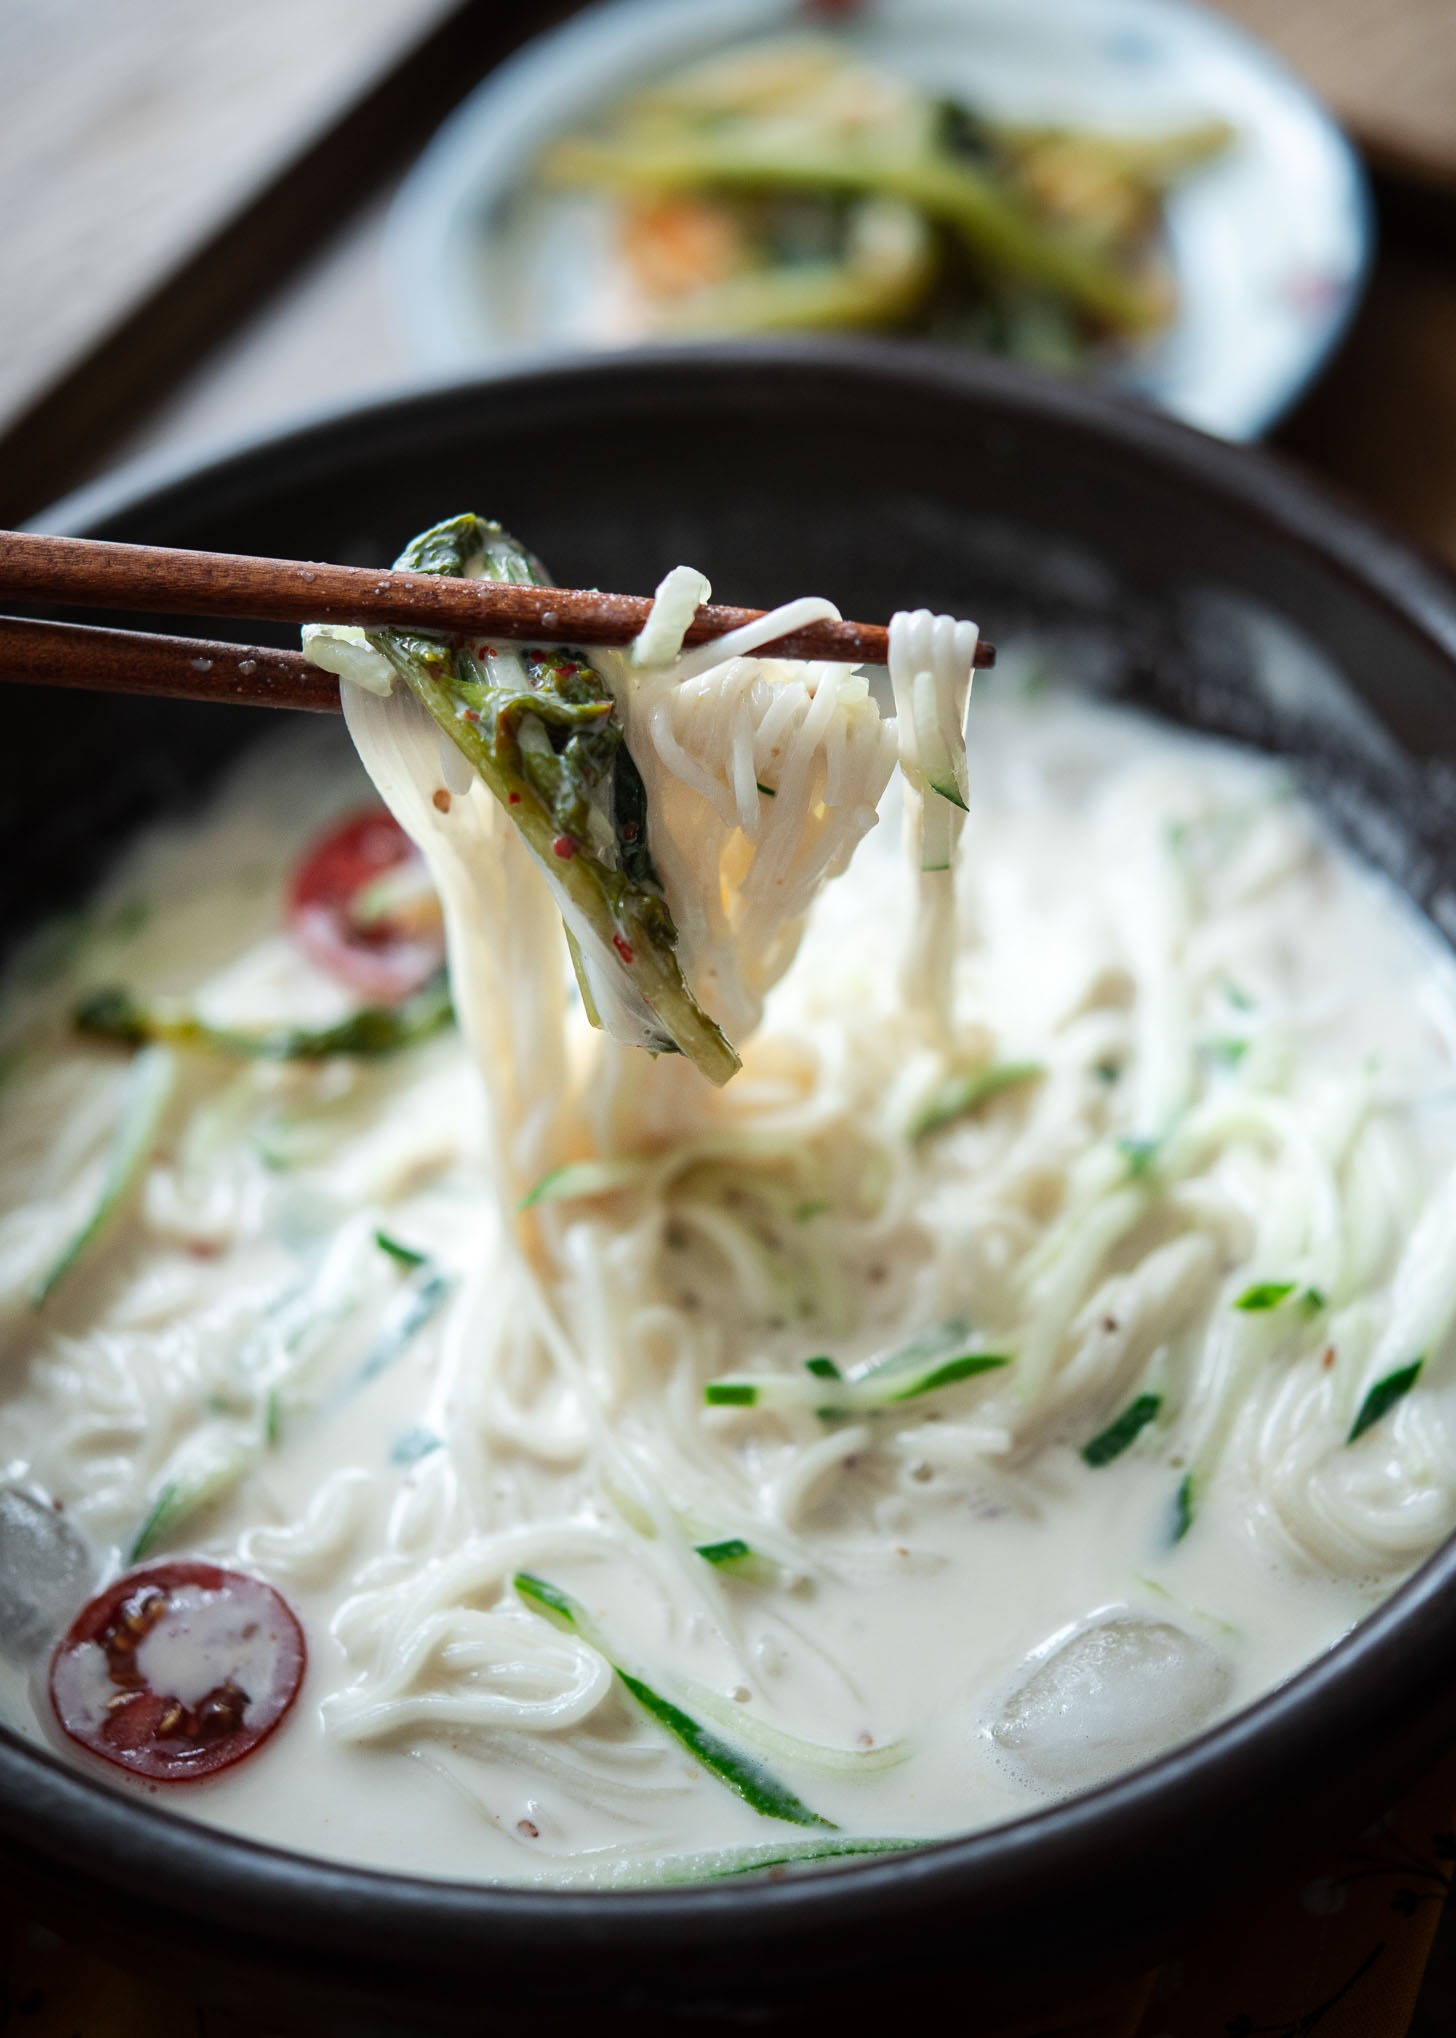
xmin=462 ymin=708 xmax=481 ymax=725
xmin=552 ymin=834 xmax=578 ymax=860
xmin=1322 ymin=1345 xmax=1337 ymax=1370
xmin=612 ymin=934 xmax=635 ymax=965
xmin=621 ymin=822 xmax=640 ymax=842
xmin=432 ymin=789 xmax=451 ymax=814
xmin=508 ymin=792 xmax=521 ymax=806
xmin=516 ymin=1818 xmax=540 ymax=1839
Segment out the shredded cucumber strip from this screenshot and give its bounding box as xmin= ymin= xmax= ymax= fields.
xmin=911 ymin=1061 xmax=1044 ymax=1141
xmin=344 ymin=1269 xmax=451 ymax=1397
xmin=553 ymin=1836 xmax=921 ymax=1887
xmin=514 ymin=1572 xmax=832 ymax=1827
xmin=708 ymin=1320 xmax=1008 ymax=1415
xmin=131 ymin=1428 xmax=258 ymax=1562
xmin=375 ymin=1230 xmax=428 ymax=1270
xmin=683 ymin=1681 xmax=910 ymax=1775
xmin=32 ymin=1046 xmax=175 ymax=1307
xmin=693 ymin=1535 xmax=765 ymax=1576
xmin=519 ymin=1158 xmax=652 ymax=1210
xmin=131 ymin=1259 xmax=448 ymax=1559
xmin=1082 ymin=1393 xmax=1162 ymax=1468
xmin=1348 ymin=1359 xmax=1423 ymax=1444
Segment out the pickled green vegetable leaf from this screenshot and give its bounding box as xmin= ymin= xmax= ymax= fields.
xmin=363 ymin=516 xmax=738 ymax=1086
xmin=75 ymin=973 xmax=452 ymax=1062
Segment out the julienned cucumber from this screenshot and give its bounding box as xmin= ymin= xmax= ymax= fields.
xmin=911 ymin=1061 xmax=1043 ymax=1141
xmin=706 ymin=1320 xmax=1009 ymax=1415
xmin=514 ymin=1572 xmax=832 ymax=1827
xmin=557 ymin=1835 xmax=921 ymax=1887
xmin=1348 ymin=1359 xmax=1423 ymax=1444
xmin=33 ymin=1046 xmax=175 ymax=1307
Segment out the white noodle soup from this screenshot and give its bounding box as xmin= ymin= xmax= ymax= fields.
xmin=1 ymin=583 xmax=1455 ymax=1886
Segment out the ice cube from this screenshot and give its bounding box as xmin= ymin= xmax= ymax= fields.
xmin=990 ymin=1614 xmax=1232 ymax=1791
xmin=0 ymin=1486 xmax=94 ymax=1663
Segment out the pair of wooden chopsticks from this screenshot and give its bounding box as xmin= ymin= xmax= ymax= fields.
xmin=0 ymin=531 xmax=994 ymax=713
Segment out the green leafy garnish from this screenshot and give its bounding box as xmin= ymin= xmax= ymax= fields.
xmin=911 ymin=1061 xmax=1043 ymax=1141
xmin=1234 ymin=1281 xmax=1296 ymax=1313
xmin=75 ymin=972 xmax=452 ymax=1062
xmin=1082 ymin=1393 xmax=1161 ymax=1468
xmin=804 ymin=1356 xmax=842 ymax=1381
xmin=1170 ymin=1473 xmax=1195 ymax=1543
xmin=1348 ymin=1360 xmax=1423 ymax=1444
xmin=362 ymin=515 xmax=738 ymax=1086
xmin=514 ymin=1572 xmax=832 ymax=1827
xmin=1300 ymin=1287 xmax=1326 ymax=1315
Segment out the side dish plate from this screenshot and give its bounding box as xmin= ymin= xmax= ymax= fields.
xmin=388 ymin=0 xmax=1371 ymax=439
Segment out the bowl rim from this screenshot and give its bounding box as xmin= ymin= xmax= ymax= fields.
xmin=11 ymin=337 xmax=1456 ymax=1980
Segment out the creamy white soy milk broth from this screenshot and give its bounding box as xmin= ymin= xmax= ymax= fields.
xmin=2 ymin=605 xmax=1455 ymax=1887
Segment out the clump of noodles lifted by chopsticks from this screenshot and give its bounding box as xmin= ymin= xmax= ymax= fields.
xmin=303 ymin=514 xmax=979 ymax=1088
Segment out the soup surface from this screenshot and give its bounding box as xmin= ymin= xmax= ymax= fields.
xmin=2 ymin=677 xmax=1454 ymax=1886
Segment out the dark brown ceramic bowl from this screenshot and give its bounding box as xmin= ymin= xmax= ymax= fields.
xmin=4 ymin=343 xmax=1456 ymax=2036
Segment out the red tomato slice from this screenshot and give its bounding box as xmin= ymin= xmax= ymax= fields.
xmin=287 ymin=808 xmax=444 ymax=1002
xmin=49 ymin=1562 xmax=305 ymax=1782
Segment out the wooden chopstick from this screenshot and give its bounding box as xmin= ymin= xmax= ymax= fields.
xmin=0 ymin=530 xmax=996 ymax=672
xmin=0 ymin=615 xmax=338 ymax=711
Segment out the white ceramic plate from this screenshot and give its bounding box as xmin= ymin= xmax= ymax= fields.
xmin=389 ymin=0 xmax=1372 ymax=441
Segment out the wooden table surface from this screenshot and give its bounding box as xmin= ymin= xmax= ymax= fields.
xmin=1214 ymin=0 xmax=1456 ymax=190
xmin=0 ymin=0 xmax=453 ymax=446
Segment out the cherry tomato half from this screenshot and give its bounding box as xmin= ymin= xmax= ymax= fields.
xmin=49 ymin=1561 xmax=305 ymax=1782
xmin=287 ymin=808 xmax=444 ymax=1002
